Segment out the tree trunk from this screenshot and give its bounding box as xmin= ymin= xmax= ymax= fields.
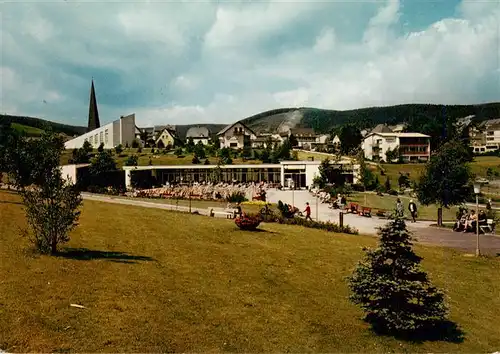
xmin=51 ymin=237 xmax=58 ymax=254
xmin=437 ymin=207 xmax=443 ymax=227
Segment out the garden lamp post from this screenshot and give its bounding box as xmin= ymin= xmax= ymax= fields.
xmin=189 ymin=180 xmax=192 ymax=214
xmin=474 ymin=182 xmax=481 ymax=257
xmin=291 ymin=180 xmax=295 ymax=208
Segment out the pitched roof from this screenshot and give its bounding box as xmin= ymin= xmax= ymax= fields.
xmin=370 ymin=124 xmax=393 ymax=134
xmin=186 ymin=126 xmax=210 ymax=138
xmin=217 ymin=121 xmax=256 ymax=136
xmin=290 ymin=127 xmax=315 ymax=136
xmin=367 ymin=132 xmax=430 ymax=138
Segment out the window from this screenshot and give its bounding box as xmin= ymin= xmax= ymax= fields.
xmin=230 ymin=142 xmax=238 ymax=147
xmin=94 ymin=134 xmax=98 ymax=144
xmin=100 ymin=132 xmax=103 ymax=144
xmin=89 ymin=136 xmax=92 ymax=144
xmin=105 ymin=129 xmax=109 ymax=144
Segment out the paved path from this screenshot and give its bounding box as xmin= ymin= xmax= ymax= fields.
xmin=82 ymin=192 xmax=500 ymax=256
xmin=266 ymin=189 xmax=433 ymax=235
xmin=266 ymin=189 xmax=500 ymax=256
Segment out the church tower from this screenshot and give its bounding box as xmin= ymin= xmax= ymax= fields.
xmin=87 ymin=79 xmax=101 ymax=132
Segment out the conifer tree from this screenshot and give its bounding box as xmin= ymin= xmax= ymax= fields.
xmin=347 ymin=218 xmax=449 ymax=336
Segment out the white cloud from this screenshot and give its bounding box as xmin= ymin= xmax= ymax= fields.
xmin=1 ymin=0 xmax=499 ymax=126
xmin=313 ymin=28 xmax=336 ymax=53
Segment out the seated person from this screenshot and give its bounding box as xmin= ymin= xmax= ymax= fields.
xmin=478 ymin=210 xmax=487 ymax=225
xmin=454 ymin=210 xmax=468 ymax=232
xmin=464 ymin=210 xmax=477 ymax=232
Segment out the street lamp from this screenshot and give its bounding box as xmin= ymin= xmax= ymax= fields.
xmin=290 ymin=179 xmax=295 ymax=207
xmin=474 ymin=182 xmax=481 ymax=257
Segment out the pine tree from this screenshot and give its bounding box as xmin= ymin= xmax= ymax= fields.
xmin=347 ymin=218 xmax=449 ymax=337
xmin=384 ymin=176 xmax=391 ymax=192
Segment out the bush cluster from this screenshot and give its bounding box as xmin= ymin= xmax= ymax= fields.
xmin=275 ymin=216 xmax=358 ymax=235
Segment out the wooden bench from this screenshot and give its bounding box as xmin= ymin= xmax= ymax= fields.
xmin=345 ymin=203 xmax=359 ymax=214
xmin=360 ymin=207 xmax=372 ymax=217
xmin=208 ymin=207 xmax=237 ymax=219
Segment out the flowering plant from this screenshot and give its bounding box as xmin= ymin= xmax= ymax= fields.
xmin=235 ymin=214 xmax=262 ymax=231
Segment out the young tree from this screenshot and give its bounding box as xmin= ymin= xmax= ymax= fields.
xmin=288 ymin=133 xmax=298 ymax=147
xmin=4 ymin=130 xmax=82 ymax=254
xmin=131 ymin=139 xmax=140 ymax=148
xmin=398 ymin=172 xmax=410 ymax=190
xmin=417 ymin=140 xmax=472 ymax=208
xmin=338 ymin=123 xmax=362 ymax=155
xmin=115 ymin=144 xmax=123 ymax=155
xmin=261 ymin=149 xmax=271 ymax=163
xmin=174 ymin=147 xmax=183 ymax=157
xmin=192 ymin=154 xmax=200 ymax=164
xmin=194 ymin=141 xmax=206 ymax=159
xmin=385 ymin=146 xmax=400 ymax=163
xmin=357 ymin=150 xmax=375 ymax=190
xmin=97 ymin=142 xmax=104 ymax=152
xmin=125 ymin=155 xmax=138 ymax=166
xmin=348 ymin=218 xmax=449 ymax=337
xmin=204 ymin=158 xmax=210 ymax=165
xmin=185 ymin=138 xmax=195 ymax=153
xmin=315 ymin=158 xmax=334 ymax=188
xmin=90 ymin=150 xmax=117 ymax=176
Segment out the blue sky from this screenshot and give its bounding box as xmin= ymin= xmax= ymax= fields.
xmin=1 ymin=0 xmax=499 ymax=127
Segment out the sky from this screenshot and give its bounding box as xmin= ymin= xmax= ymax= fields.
xmin=1 ymin=0 xmax=499 ymax=127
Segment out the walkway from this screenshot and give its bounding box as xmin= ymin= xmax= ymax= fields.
xmin=266 ymin=189 xmax=500 ymax=256
xmin=82 ymin=192 xmax=500 ymax=256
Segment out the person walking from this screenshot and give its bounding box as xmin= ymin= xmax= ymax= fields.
xmin=396 ymin=198 xmax=404 ymax=218
xmin=408 ymin=199 xmax=418 ymax=222
xmin=304 ymin=202 xmax=313 ymax=221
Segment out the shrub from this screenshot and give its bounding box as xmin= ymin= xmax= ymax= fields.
xmin=276 ymin=216 xmax=358 ymax=234
xmin=97 ymin=142 xmax=104 ymax=152
xmin=192 ymin=155 xmax=200 ymax=164
xmin=125 ymin=155 xmax=138 ymax=166
xmin=115 ymin=144 xmax=123 ymax=154
xmin=347 ymin=218 xmax=449 ymax=337
xmin=387 ymin=189 xmax=398 ymax=196
xmin=137 ymin=146 xmax=142 ymax=153
xmin=226 ymin=191 xmax=247 ymax=203
xmin=131 ymin=139 xmax=140 ymax=148
xmin=235 ymin=214 xmax=261 ymax=231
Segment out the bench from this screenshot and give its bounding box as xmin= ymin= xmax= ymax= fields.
xmin=360 ymin=207 xmax=372 ymax=217
xmin=480 ymin=219 xmax=496 ymax=234
xmin=208 ymin=207 xmax=237 ymax=219
xmin=345 ymin=203 xmax=359 ymax=214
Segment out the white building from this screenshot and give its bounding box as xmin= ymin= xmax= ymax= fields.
xmin=217 ymin=122 xmax=257 ymax=149
xmin=186 ymin=126 xmax=211 ymax=145
xmin=122 ymin=160 xmax=359 ymax=189
xmin=362 ymin=132 xmax=431 ymax=162
xmin=65 ymin=114 xmax=137 ymax=150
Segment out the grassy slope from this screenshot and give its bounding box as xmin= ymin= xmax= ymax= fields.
xmin=10 ymin=123 xmax=45 ymax=137
xmin=1 ymin=190 xmax=500 ymax=352
xmin=60 ymin=149 xmax=263 ymax=168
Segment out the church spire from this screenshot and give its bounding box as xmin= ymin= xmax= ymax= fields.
xmin=87 ymin=79 xmax=100 ymax=132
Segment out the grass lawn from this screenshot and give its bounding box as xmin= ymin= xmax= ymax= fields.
xmin=61 ymin=149 xmax=263 ymax=168
xmin=379 ymin=156 xmax=500 ymax=187
xmin=1 ymin=190 xmax=500 ymax=352
xmin=348 ymin=193 xmax=458 ymax=221
xmin=296 ymin=150 xmax=331 ymax=161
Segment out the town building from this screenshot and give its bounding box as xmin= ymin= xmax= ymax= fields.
xmin=470 ymin=118 xmax=500 ymax=154
xmin=186 ymin=126 xmax=211 ymax=145
xmin=217 ymin=122 xmax=257 ymax=149
xmin=64 ymin=113 xmax=136 ymax=150
xmin=122 ymin=160 xmax=360 ymax=189
xmin=362 ymin=132 xmax=431 ymax=162
xmin=155 ymin=127 xmax=178 ymax=148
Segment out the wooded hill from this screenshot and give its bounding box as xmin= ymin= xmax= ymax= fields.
xmin=2 ymin=102 xmax=499 ymax=140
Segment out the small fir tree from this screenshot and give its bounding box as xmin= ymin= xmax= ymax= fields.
xmin=347 ymin=218 xmax=449 ymax=336
xmin=97 ymin=142 xmax=104 ymax=152
xmin=192 ymin=154 xmax=200 ymax=164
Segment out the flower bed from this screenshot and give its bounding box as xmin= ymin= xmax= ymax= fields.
xmin=235 ymin=215 xmax=262 ymax=231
